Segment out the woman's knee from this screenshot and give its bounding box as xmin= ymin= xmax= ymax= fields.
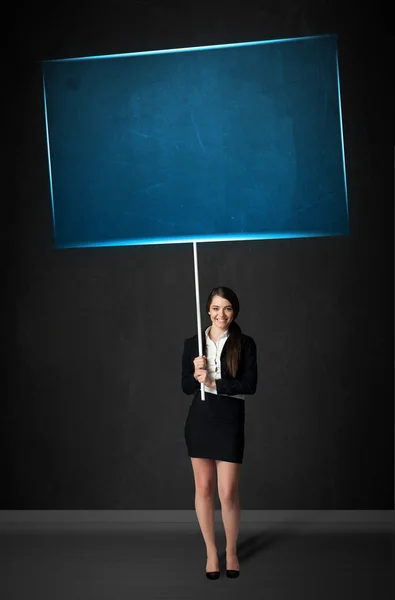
xmin=191 ymin=458 xmax=216 ymax=496
xmin=218 ymin=487 xmax=239 ymax=506
xmin=196 ymin=482 xmax=215 ymax=499
xmin=216 ymin=462 xmax=241 ymax=505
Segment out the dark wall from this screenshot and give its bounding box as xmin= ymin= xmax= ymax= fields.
xmin=5 ymin=0 xmax=393 ymax=509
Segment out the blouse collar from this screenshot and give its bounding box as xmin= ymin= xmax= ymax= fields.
xmin=205 ymin=326 xmax=229 ymax=342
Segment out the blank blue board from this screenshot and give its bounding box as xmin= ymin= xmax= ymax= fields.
xmin=42 ymin=34 xmax=349 ymax=248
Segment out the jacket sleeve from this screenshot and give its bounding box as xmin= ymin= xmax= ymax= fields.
xmin=181 ymin=338 xmax=200 ymax=395
xmin=215 ymin=336 xmax=257 ymax=396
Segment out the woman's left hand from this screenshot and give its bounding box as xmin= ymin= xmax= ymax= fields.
xmin=195 ymin=369 xmax=213 ymax=387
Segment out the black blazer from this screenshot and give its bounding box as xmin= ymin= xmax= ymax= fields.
xmin=181 ymin=331 xmax=257 ymax=396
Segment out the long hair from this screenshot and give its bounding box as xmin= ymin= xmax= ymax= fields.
xmin=205 ymin=286 xmax=242 ymax=378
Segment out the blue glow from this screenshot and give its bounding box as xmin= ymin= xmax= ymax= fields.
xmin=42 ymin=34 xmax=333 ymax=63
xmin=42 ymin=34 xmax=349 ymax=248
xmin=57 ymin=231 xmax=346 ymax=249
xmin=335 ymin=47 xmax=350 ymax=223
xmin=41 ymin=72 xmax=56 ymax=236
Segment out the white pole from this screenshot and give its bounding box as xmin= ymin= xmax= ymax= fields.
xmin=193 ymin=241 xmax=205 ymax=401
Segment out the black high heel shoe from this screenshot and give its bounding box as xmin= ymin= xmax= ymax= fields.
xmin=205 ymin=555 xmax=220 ymax=579
xmin=226 ymin=554 xmax=240 ymax=578
xmin=226 ymin=569 xmax=240 ymax=578
xmin=206 ymin=570 xmax=220 ymax=580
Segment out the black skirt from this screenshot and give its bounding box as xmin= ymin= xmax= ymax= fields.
xmin=184 ymin=391 xmax=245 ymax=464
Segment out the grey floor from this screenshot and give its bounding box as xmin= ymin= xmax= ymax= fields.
xmin=1 ymin=523 xmax=394 ymax=600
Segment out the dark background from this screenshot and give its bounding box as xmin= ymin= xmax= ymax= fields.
xmin=5 ymin=0 xmax=393 ymax=509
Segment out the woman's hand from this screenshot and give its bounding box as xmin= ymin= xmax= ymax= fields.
xmin=193 ymin=355 xmax=215 ymax=388
xmin=193 ymin=355 xmax=207 ymax=371
xmin=194 ymin=369 xmax=215 ymax=388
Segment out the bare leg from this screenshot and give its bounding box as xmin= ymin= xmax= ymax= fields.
xmin=216 ymin=460 xmax=242 ymax=570
xmin=190 ymin=457 xmax=219 ymax=571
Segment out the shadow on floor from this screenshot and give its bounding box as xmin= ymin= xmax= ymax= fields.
xmin=218 ymin=521 xmax=294 ymax=565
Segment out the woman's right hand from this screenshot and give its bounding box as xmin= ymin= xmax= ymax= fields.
xmin=193 ymin=355 xmax=207 ymax=375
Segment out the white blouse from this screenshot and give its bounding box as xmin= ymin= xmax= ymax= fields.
xmin=204 ymin=326 xmax=245 ymax=399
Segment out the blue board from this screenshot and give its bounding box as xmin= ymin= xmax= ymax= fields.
xmin=42 ymin=34 xmax=349 ymax=248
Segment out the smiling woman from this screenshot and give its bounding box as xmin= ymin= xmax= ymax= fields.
xmin=206 ymin=288 xmax=240 ymax=379
xmin=181 ymin=286 xmax=257 ymax=579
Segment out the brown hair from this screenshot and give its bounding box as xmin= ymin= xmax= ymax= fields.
xmin=206 ymin=286 xmax=242 ymax=378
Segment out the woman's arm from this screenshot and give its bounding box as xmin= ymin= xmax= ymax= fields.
xmin=215 ymin=336 xmax=257 ymax=396
xmin=181 ymin=338 xmax=200 ymax=395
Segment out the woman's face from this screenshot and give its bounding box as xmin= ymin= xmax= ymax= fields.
xmin=208 ymin=295 xmax=234 ymax=331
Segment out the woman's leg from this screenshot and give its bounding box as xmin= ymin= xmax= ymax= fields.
xmin=216 ymin=460 xmax=242 ymax=569
xmin=190 ymin=457 xmax=218 ymax=570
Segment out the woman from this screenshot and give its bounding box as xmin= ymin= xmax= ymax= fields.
xmin=182 ymin=286 xmax=257 ymax=580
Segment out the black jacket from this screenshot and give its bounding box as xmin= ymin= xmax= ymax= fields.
xmin=181 ymin=331 xmax=257 ymax=396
